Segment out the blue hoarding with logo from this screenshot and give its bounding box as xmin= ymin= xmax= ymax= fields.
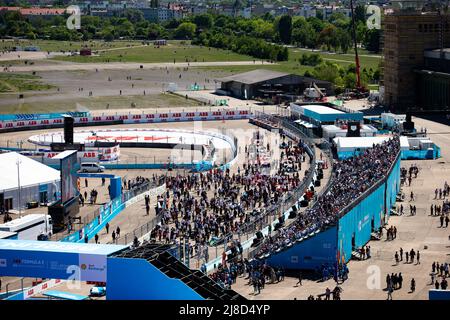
xmin=0 ymin=240 xmax=126 ymax=282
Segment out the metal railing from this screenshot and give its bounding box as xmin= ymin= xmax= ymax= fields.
xmin=52 ymin=177 xmax=164 ymax=241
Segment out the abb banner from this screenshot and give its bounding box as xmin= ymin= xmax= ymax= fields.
xmin=23 ymin=279 xmax=65 ymax=300
xmin=0 ymin=110 xmax=252 ymax=133
xmin=78 ymin=151 xmax=100 ymax=162
xmin=40 ymin=151 xmax=99 ymax=163
xmin=99 ymin=145 xmax=120 ymax=161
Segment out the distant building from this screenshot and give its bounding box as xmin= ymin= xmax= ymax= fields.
xmin=415 ymin=49 xmax=450 ymax=110
xmin=0 ymin=6 xmax=66 ymax=17
xmin=382 ymin=3 xmax=450 ymax=112
xmin=216 ymin=69 xmax=333 ymax=100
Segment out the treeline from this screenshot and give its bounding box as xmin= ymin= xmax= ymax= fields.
xmin=303 ymin=60 xmax=380 ymax=93
xmin=192 ymin=32 xmax=288 ymax=61
xmin=0 ymin=6 xmax=381 ymax=53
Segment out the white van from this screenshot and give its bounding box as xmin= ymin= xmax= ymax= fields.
xmin=0 ymin=214 xmax=52 ymax=240
xmin=80 ymin=162 xmax=105 ymax=173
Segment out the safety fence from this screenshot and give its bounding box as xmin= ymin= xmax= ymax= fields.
xmin=0 ymin=108 xmax=253 ymax=133
xmin=55 ymin=178 xmax=165 ymax=242
xmin=108 ymin=130 xmax=239 ymax=247
xmin=201 ymin=116 xmax=325 ymax=271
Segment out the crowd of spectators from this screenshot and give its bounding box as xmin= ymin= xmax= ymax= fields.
xmin=255 ymin=136 xmax=401 ymax=259
xmin=149 ymin=133 xmax=310 ymax=262
xmin=124 ymin=176 xmax=151 ymax=191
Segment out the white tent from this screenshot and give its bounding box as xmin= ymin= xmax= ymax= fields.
xmin=0 ymin=152 xmax=60 ymax=192
xmin=333 ymin=136 xmax=410 ymax=153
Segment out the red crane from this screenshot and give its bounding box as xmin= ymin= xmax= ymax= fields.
xmin=349 ymin=0 xmax=362 ymax=90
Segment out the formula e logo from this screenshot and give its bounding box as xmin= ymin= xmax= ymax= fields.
xmin=0 ymin=258 xmax=7 ymax=267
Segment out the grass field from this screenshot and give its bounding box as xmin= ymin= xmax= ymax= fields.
xmin=0 ymin=92 xmax=201 ymax=114
xmin=291 ymin=48 xmax=381 ymax=71
xmin=51 ymin=41 xmax=255 ymax=63
xmin=198 ymin=47 xmax=381 ymax=77
xmin=0 ymin=39 xmax=143 ymax=52
xmin=0 ymin=73 xmax=54 ymax=93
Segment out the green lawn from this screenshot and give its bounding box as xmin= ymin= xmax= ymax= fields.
xmin=0 ymin=73 xmax=54 ymax=93
xmin=198 ymin=47 xmax=381 ymax=77
xmin=291 ymin=48 xmax=381 ymax=71
xmin=51 ymin=41 xmax=254 ymax=63
xmin=0 ymin=39 xmax=143 ymax=52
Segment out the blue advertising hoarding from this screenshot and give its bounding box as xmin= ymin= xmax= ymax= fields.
xmin=0 ymin=240 xmax=126 ymax=282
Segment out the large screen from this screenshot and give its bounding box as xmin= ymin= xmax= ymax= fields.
xmin=60 ymin=151 xmax=79 ymax=203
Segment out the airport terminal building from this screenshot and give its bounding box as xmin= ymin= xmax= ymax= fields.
xmin=217 ymin=69 xmax=333 ymax=101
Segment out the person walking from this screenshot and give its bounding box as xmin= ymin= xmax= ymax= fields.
xmin=395 ymin=251 xmax=399 ymax=265
xmin=399 ymin=248 xmax=403 ymax=261
xmin=95 ymin=233 xmax=99 ymax=244
xmin=84 ymin=234 xmax=88 ymax=243
xmin=296 ymin=272 xmax=302 ymax=286
xmin=105 ymin=222 xmax=110 ymax=234
xmin=387 ymin=284 xmax=393 ymax=300
xmin=435 ymin=280 xmax=440 ymax=289
xmin=416 ymin=251 xmax=420 ymax=265
xmin=398 ymin=273 xmax=403 ymax=289
xmin=410 ymin=249 xmax=415 ymax=264
xmin=410 ymin=278 xmax=416 ymax=293
xmin=112 ymin=230 xmax=116 ymax=243
xmin=325 ymin=287 xmax=331 ymax=300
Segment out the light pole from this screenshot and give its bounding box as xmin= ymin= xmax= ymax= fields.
xmin=16 ymin=157 xmax=22 ymax=218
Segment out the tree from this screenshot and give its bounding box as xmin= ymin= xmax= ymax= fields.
xmin=194 ymin=14 xmax=213 ymax=29
xmin=292 ymin=17 xmax=317 ymax=48
xmin=363 ymin=28 xmax=381 ymax=53
xmin=312 ymin=61 xmax=342 ymax=84
xmin=355 ymin=4 xmax=366 ymax=23
xmin=336 ymin=28 xmax=351 ymax=53
xmin=356 ymin=21 xmax=368 ymax=44
xmin=122 ymin=9 xmax=144 ymax=24
xmin=174 ymin=22 xmax=196 ymax=39
xmin=104 ymin=31 xmax=114 ymax=42
xmin=318 ymin=24 xmax=338 ymax=51
xmin=316 ymin=10 xmax=324 ymax=20
xmin=277 ymin=15 xmax=292 ymax=44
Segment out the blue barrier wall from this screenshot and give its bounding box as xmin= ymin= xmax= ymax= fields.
xmin=385 ymin=157 xmax=402 ymax=220
xmin=106 ymin=257 xmax=204 ymax=300
xmin=265 ymin=226 xmax=337 ymax=270
xmin=60 ymin=197 xmax=124 ymax=243
xmin=264 ymin=155 xmax=401 ymax=270
xmin=338 ymin=156 xmax=401 ymax=262
xmin=429 ymin=289 xmax=450 ymax=300
xmin=338 ymin=183 xmax=385 ymax=262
